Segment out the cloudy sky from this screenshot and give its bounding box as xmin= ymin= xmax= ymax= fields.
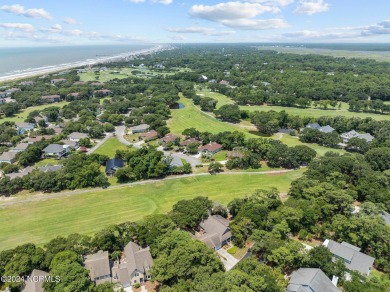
xmin=0 ymin=0 xmax=389 ymax=46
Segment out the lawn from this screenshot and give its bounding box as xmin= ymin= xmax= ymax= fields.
xmin=34 ymin=158 xmax=61 ymax=167
xmin=273 ymin=133 xmax=346 ymax=156
xmin=241 ymin=103 xmax=390 ymax=121
xmin=93 ymin=137 xmax=132 ymax=158
xmin=168 ymin=95 xmax=258 ymax=138
xmin=0 ymin=169 xmax=304 ymax=250
xmin=196 ymin=87 xmax=235 ymax=109
xmin=0 ymin=101 xmax=69 ymax=123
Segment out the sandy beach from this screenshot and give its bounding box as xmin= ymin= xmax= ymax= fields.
xmin=0 ymin=44 xmax=171 ymax=83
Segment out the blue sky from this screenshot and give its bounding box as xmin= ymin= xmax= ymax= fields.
xmin=0 ymin=0 xmax=389 ymax=46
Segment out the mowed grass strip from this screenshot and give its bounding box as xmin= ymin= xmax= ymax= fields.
xmin=93 ymin=137 xmax=131 ymax=158
xmin=0 ymin=170 xmax=303 ymax=250
xmin=272 ymin=133 xmax=346 ymax=156
xmin=168 ymin=96 xmax=257 ymax=138
xmin=241 ymin=103 xmax=390 ymax=121
xmin=0 ymin=101 xmax=69 ymax=123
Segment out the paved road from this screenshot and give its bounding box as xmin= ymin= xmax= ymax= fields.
xmin=0 ymin=169 xmax=296 ymax=208
xmin=86 ymin=132 xmax=113 ymax=154
xmin=115 ymin=125 xmax=132 ymax=146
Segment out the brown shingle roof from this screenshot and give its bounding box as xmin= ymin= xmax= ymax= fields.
xmin=199 ymin=142 xmax=223 ymax=152
xmin=140 ymin=130 xmax=158 ymax=140
xmin=160 ymin=133 xmax=178 ymax=143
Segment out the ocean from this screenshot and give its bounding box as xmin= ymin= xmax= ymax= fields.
xmin=0 ymin=44 xmax=154 ymax=78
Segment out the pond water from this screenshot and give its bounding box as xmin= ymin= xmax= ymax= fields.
xmin=170 ymin=102 xmax=185 ymax=109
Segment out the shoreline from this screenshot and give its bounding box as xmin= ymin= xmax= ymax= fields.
xmin=0 ymin=44 xmax=172 ymax=83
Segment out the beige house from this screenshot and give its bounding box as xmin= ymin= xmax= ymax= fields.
xmin=112 ymin=242 xmax=154 ymax=288
xmin=21 ymin=269 xmax=49 ymax=292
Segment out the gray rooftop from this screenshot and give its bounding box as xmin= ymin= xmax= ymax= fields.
xmin=306 ymin=123 xmax=321 ymax=129
xmin=0 ymin=151 xmax=17 ymax=161
xmin=169 ymin=156 xmax=183 ymax=168
xmin=124 ymin=242 xmax=154 ymax=275
xmin=318 ymin=125 xmax=335 ymax=133
xmin=15 ymin=122 xmax=34 ymax=128
xmin=131 ymin=124 xmax=150 ymax=131
xmin=287 ymin=268 xmax=340 ymax=292
xmin=38 ymin=164 xmax=63 ymax=173
xmin=197 ymin=215 xmax=232 ymax=249
xmin=84 ymin=250 xmax=111 ymax=285
xmin=323 ymin=239 xmax=375 ymax=275
xmin=13 ymin=143 xmax=29 ymax=151
xmin=43 ymin=144 xmax=66 ymax=153
xmin=68 ymin=132 xmax=88 ymax=139
xmin=22 ymin=269 xmax=49 ymax=292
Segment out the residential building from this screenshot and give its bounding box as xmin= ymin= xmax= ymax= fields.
xmin=112 ymin=242 xmax=154 ymax=287
xmin=73 ymin=81 xmax=88 ymax=85
xmin=61 ymin=139 xmax=79 ymax=149
xmin=84 ymin=250 xmax=112 ymax=285
xmin=93 ymin=89 xmax=112 ymax=97
xmin=12 ymin=143 xmax=29 ymax=152
xmin=20 ymin=81 xmax=34 ymax=86
xmin=25 ymin=135 xmax=53 ymax=144
xmin=180 ymin=138 xmax=201 ymax=147
xmin=306 ymin=123 xmax=321 ymax=129
xmin=0 ymin=91 xmax=7 ymax=98
xmin=0 ymin=151 xmax=17 ymax=164
xmin=340 ymin=130 xmax=374 ymax=143
xmin=67 ymin=132 xmax=88 ymax=142
xmin=68 ymin=92 xmax=80 ymax=99
xmin=131 ymin=124 xmax=150 ymax=134
xmin=318 ymin=125 xmax=335 ymax=133
xmin=199 ymin=142 xmax=223 ymax=155
xmin=219 ymin=80 xmax=230 ymax=86
xmin=105 ymin=158 xmax=124 ymax=176
xmin=47 ymin=125 xmax=63 ymax=134
xmin=5 ymin=88 xmax=21 ymax=96
xmin=287 ymin=268 xmax=340 ymax=292
xmin=160 ymin=133 xmax=178 ymax=144
xmin=42 ymin=144 xmax=69 ymax=158
xmin=51 ymin=78 xmax=66 ymax=85
xmin=6 ymin=167 xmax=33 ymax=180
xmin=140 ymin=130 xmax=158 ymax=141
xmin=41 ymin=95 xmax=61 ymax=103
xmin=323 ymin=239 xmax=375 ymax=276
xmin=21 ymin=269 xmax=49 ymax=292
xmin=195 ymin=215 xmax=232 ymax=250
xmin=38 ymin=164 xmax=63 ymax=173
xmin=15 ymin=122 xmax=35 ymax=134
xmin=168 ymin=156 xmax=183 ymax=168
xmin=0 ymin=98 xmax=5 ymax=104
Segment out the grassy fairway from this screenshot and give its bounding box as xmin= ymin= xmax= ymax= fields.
xmin=196 ymin=87 xmax=235 ymax=109
xmin=241 ymin=103 xmax=390 ymax=121
xmin=0 ymin=101 xmax=69 ymax=123
xmin=94 ymin=137 xmax=132 ymax=158
xmin=272 ymin=133 xmax=346 ymax=156
xmin=168 ymin=96 xmax=257 ymax=138
xmin=0 ymin=169 xmax=303 ymax=250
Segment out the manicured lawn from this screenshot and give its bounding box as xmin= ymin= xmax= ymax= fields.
xmin=213 ymin=150 xmax=228 ymax=161
xmin=0 ymin=101 xmax=69 ymax=123
xmin=273 ymin=133 xmax=346 ymax=156
xmin=93 ymin=137 xmax=132 ymax=158
xmin=0 ymin=169 xmax=304 ymax=250
xmin=168 ymin=95 xmax=258 ymax=138
xmin=196 ymin=87 xmax=235 ymax=109
xmin=241 ymin=103 xmax=390 ymax=121
xmin=34 ymin=158 xmax=61 ymax=167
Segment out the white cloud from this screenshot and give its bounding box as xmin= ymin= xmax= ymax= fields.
xmin=294 ymin=0 xmax=329 ymax=15
xmin=248 ymin=0 xmax=294 ymax=6
xmin=189 ymin=2 xmax=279 ymax=21
xmin=189 ymin=2 xmax=288 ymax=30
xmin=221 ymin=18 xmax=288 ymax=30
xmin=166 ymin=26 xmax=235 ymax=36
xmin=0 ymin=23 xmax=34 ymax=32
xmin=127 ymin=0 xmax=173 ymax=4
xmin=0 ymin=4 xmax=52 ymax=20
xmin=64 ymin=18 xmax=78 ymax=25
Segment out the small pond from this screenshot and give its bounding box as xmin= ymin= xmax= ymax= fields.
xmin=170 ymin=102 xmax=185 ymax=109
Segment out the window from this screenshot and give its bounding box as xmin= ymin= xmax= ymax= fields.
xmin=135 ymin=272 xmax=139 ymax=276
xmin=134 ymin=280 xmax=137 ymax=283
